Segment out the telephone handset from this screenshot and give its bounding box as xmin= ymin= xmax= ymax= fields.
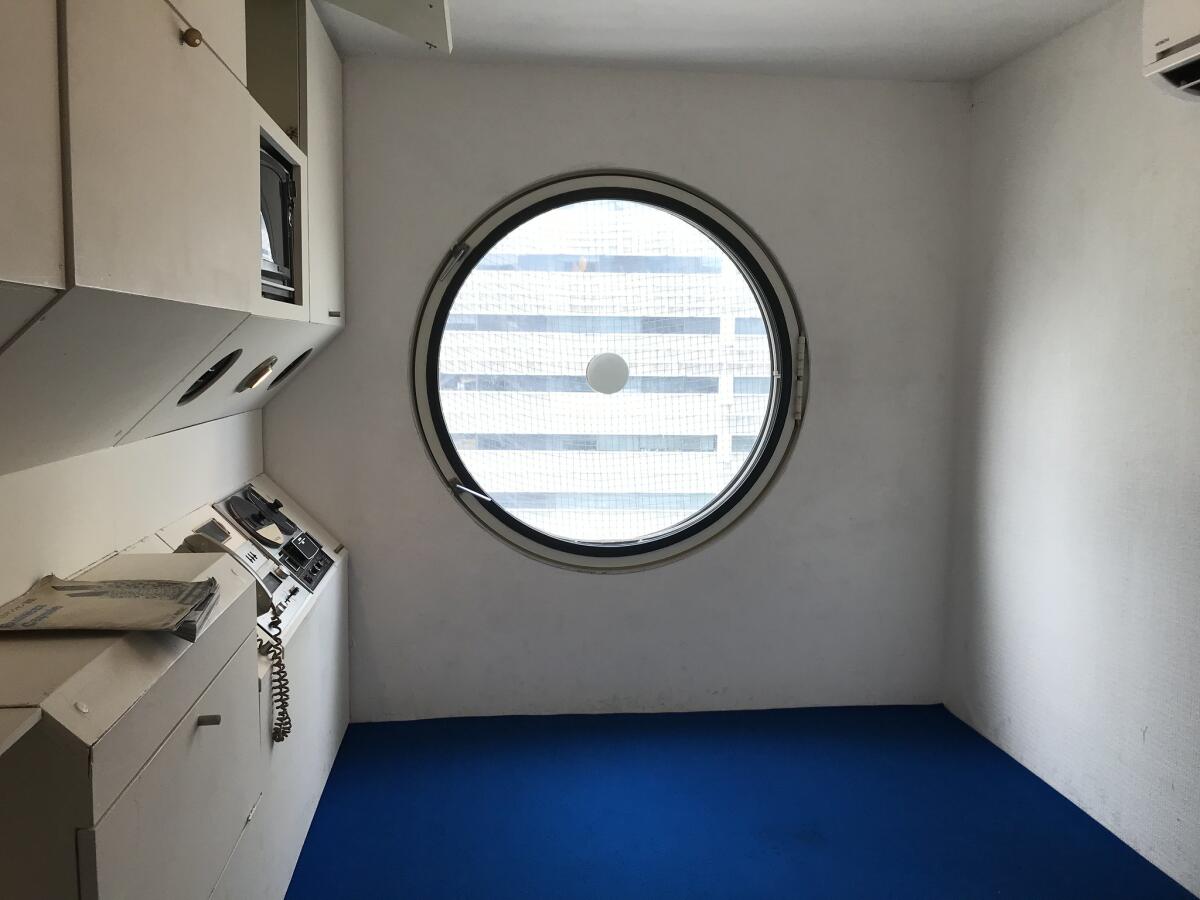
xmin=174 ymin=533 xmax=293 ymax=742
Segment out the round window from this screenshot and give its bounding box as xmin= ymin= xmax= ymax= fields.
xmin=413 ymin=172 xmax=806 ymax=570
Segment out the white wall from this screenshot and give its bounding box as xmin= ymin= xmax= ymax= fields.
xmin=945 ymin=1 xmax=1200 ymax=893
xmin=0 ymin=412 xmax=262 ymax=603
xmin=265 ymin=59 xmax=968 ymax=721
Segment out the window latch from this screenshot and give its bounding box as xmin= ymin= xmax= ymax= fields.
xmin=453 ymin=483 xmax=492 ymax=503
xmin=794 ymin=334 xmax=808 ymax=421
xmin=435 ymin=243 xmax=470 ymax=284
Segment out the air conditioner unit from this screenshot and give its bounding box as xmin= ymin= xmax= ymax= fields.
xmin=324 ymin=0 xmax=452 ymax=52
xmin=1144 ymin=0 xmax=1200 ymax=97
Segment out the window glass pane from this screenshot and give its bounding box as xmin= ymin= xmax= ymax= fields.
xmin=734 ymin=317 xmax=767 ymax=335
xmin=731 ymin=435 xmax=759 ymax=453
xmin=733 ymin=376 xmax=772 ymax=395
xmin=437 ymin=198 xmax=774 ymax=543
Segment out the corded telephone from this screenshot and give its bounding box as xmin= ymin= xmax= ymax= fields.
xmin=175 ymin=532 xmax=293 ymax=742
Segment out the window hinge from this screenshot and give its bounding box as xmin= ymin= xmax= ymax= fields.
xmin=435 ymin=243 xmax=470 ymax=284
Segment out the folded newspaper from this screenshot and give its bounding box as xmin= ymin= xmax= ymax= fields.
xmin=0 ymin=575 xmax=220 ymax=642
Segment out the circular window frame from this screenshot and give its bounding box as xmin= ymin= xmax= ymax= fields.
xmin=412 ymin=171 xmax=808 ymax=571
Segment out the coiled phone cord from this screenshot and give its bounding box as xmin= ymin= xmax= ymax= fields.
xmin=266 ymin=608 xmax=293 ymax=742
xmin=175 ymin=529 xmax=294 ymax=742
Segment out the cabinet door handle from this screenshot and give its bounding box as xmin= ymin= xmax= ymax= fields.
xmin=196 ymin=714 xmax=222 ymax=727
xmin=181 ymin=28 xmax=203 ymax=48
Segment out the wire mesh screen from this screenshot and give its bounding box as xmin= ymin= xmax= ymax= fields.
xmin=437 ymin=199 xmax=774 ymax=543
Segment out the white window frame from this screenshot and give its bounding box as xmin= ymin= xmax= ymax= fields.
xmin=411 ymin=171 xmax=808 ymax=571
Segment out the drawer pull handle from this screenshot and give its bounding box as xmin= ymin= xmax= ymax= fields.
xmin=196 ymin=714 xmax=222 ymax=727
xmin=181 ymin=27 xmax=203 ymax=48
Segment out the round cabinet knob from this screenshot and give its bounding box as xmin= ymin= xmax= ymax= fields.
xmin=181 ymin=27 xmax=203 ymax=48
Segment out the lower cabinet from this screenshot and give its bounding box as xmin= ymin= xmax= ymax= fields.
xmin=0 ymin=554 xmax=258 ymax=900
xmin=210 ymin=563 xmax=350 ymax=899
xmin=0 ymin=547 xmax=349 ymax=900
xmin=79 ymin=639 xmax=260 ymax=900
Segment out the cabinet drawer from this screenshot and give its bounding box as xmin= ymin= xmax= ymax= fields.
xmin=79 ymin=637 xmax=261 ymax=900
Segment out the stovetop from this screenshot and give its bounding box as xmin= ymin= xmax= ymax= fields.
xmin=222 ymin=485 xmax=298 ymax=550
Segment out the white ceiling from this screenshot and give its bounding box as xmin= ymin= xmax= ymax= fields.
xmin=316 ymin=0 xmax=1116 ymax=82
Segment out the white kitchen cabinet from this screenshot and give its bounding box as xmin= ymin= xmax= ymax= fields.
xmin=210 ymin=561 xmax=350 ymax=900
xmin=0 ymin=283 xmax=57 ymax=350
xmin=0 ymin=553 xmax=258 ymax=900
xmin=62 ymin=0 xmax=259 ymax=313
xmin=1 ymin=0 xmax=345 ymax=358
xmin=304 ymin=1 xmax=346 ymax=325
xmin=118 ymin=314 xmax=341 ymax=445
xmin=0 ymin=0 xmax=64 ymax=291
xmin=246 ymin=0 xmax=304 ymax=144
xmin=173 ymin=0 xmax=249 ymax=84
xmin=0 ymin=288 xmax=247 ymax=478
xmin=0 ymin=484 xmax=350 ymax=900
xmin=80 ymin=639 xmax=260 ymax=900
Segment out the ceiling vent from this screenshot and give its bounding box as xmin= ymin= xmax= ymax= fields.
xmin=1144 ymin=0 xmax=1200 ymax=98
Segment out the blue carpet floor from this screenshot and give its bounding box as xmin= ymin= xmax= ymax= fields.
xmin=286 ymin=705 xmax=1190 ymax=899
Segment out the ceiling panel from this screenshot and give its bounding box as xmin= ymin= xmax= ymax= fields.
xmin=318 ymin=0 xmax=1114 ymax=81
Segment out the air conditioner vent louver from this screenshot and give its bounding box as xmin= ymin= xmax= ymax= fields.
xmin=1160 ymin=57 xmax=1200 ymax=94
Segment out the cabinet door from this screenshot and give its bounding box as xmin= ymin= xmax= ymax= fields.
xmin=209 ymin=564 xmax=349 ymax=900
xmin=173 ymin=0 xmax=248 ymax=84
xmin=0 ymin=0 xmax=64 ymax=289
xmin=63 ymin=0 xmax=258 ymax=313
xmin=304 ymin=0 xmax=345 ymax=324
xmin=78 ymin=638 xmax=260 ymax=900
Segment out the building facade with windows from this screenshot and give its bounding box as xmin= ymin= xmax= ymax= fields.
xmin=437 ymin=199 xmax=774 ymax=543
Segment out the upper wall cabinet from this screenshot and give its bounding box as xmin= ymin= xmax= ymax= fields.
xmin=0 ymin=284 xmax=58 ymax=351
xmin=0 ymin=289 xmax=246 ymax=477
xmin=0 ymin=1 xmax=65 ymax=292
xmin=173 ymin=0 xmax=249 ymax=84
xmin=0 ymin=0 xmax=345 ymax=476
xmin=247 ymin=0 xmax=304 ymax=144
xmin=120 ymin=315 xmax=342 ymax=444
xmin=246 ymin=0 xmax=345 ymax=325
xmin=62 ymin=0 xmax=259 ymax=313
xmin=1 ymin=0 xmax=342 ymax=331
xmin=304 ymin=1 xmax=345 ymax=324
